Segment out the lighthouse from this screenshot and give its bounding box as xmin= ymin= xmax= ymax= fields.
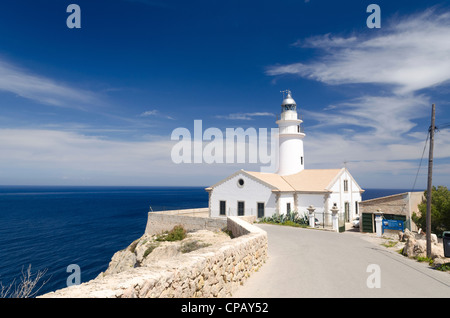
xmin=276 ymin=90 xmax=305 ymax=176
xmin=206 ymin=89 xmax=363 ymax=222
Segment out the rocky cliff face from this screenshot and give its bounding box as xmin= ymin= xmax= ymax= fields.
xmin=40 ymin=217 xmax=268 ymax=298
xmin=98 ymin=229 xmax=232 ymax=278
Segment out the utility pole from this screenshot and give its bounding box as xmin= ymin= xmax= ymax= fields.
xmin=426 ymin=104 xmax=435 ymax=258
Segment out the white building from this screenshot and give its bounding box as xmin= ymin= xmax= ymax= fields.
xmin=206 ymin=90 xmax=364 ymax=223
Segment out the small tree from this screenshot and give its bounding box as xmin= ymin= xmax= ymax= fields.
xmin=0 ymin=265 xmax=49 ymax=298
xmin=412 ymin=186 xmax=450 ymax=237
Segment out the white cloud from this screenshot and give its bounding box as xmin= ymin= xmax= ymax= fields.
xmin=305 ymin=94 xmax=430 ymax=139
xmin=0 ymin=129 xmax=243 ymax=186
xmin=0 ymin=58 xmax=101 ymax=109
xmin=140 ymin=109 xmax=174 ymax=120
xmin=267 ymin=8 xmax=450 ymax=95
xmin=216 ymin=112 xmax=275 ymax=120
xmin=140 ymin=110 xmax=159 ymax=117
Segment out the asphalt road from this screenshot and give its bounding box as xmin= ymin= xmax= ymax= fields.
xmin=232 ymin=224 xmax=450 ymax=298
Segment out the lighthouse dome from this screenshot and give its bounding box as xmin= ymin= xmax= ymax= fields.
xmin=281 ymin=90 xmax=297 ymax=111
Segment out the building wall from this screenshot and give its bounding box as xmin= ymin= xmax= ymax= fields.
xmin=359 ymin=191 xmax=424 ymax=231
xmin=278 ymin=192 xmax=295 ymax=215
xmin=209 ymin=169 xmax=363 ymax=221
xmin=327 ymin=170 xmax=362 ymax=222
xmin=209 ymin=172 xmax=276 ymax=218
xmin=297 ymin=193 xmax=326 ymax=214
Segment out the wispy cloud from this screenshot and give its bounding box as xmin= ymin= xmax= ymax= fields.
xmin=0 ymin=128 xmax=248 ymax=186
xmin=216 ymin=112 xmax=275 ymax=120
xmin=305 ymin=94 xmax=430 ymax=139
xmin=267 ymin=8 xmax=450 ymax=95
xmin=0 ymin=57 xmax=102 ymax=109
xmin=139 ymin=109 xmax=174 ymax=120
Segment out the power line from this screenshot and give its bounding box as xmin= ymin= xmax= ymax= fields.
xmin=410 ymin=130 xmax=429 ymax=192
xmin=409 ymin=117 xmax=446 ymax=192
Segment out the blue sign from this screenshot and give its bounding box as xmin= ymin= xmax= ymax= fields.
xmin=382 ymin=219 xmax=404 ymax=233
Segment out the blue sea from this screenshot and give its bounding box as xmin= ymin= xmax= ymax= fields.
xmin=0 ymin=186 xmax=421 ymax=297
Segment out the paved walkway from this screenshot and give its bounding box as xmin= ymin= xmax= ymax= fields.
xmin=232 ymin=224 xmax=450 ymax=298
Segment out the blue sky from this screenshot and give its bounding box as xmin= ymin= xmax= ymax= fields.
xmin=0 ymin=0 xmax=450 ymax=188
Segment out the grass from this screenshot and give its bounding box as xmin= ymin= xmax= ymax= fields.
xmin=396 ymin=247 xmax=450 ymax=272
xmin=180 ymin=240 xmax=211 ymax=253
xmin=381 ymin=240 xmax=398 ymax=248
xmin=222 ymin=229 xmax=234 ymax=239
xmin=416 ymin=256 xmax=433 ymax=263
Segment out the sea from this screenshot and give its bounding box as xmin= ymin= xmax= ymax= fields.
xmin=0 ymin=186 xmax=421 ymax=297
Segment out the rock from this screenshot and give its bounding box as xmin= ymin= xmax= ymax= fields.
xmin=141 ymin=243 xmax=182 ymax=266
xmin=102 ymin=249 xmax=137 ymax=276
xmin=402 ymin=230 xmax=445 ymax=259
xmin=100 ymin=229 xmax=232 ymax=277
xmin=433 ymin=257 xmax=446 ymax=269
xmin=403 ymin=234 xmax=417 ymax=257
xmin=431 ymin=244 xmax=445 ymax=259
xmin=404 ymin=228 xmax=415 ymax=240
xmin=431 ymin=233 xmax=438 ymax=245
xmin=413 ymin=240 xmax=427 ymax=258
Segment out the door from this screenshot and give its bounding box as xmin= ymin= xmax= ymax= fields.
xmin=345 ymin=202 xmax=350 ymax=222
xmin=238 ymin=201 xmax=245 ymax=216
xmin=361 ymin=213 xmax=374 ymax=233
xmin=257 ymin=202 xmax=265 ymax=218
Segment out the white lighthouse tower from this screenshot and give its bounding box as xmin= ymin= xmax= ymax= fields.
xmin=276 ymin=90 xmax=305 ymax=176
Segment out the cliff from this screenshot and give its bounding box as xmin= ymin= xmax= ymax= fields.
xmin=39 ymin=216 xmax=267 ymax=298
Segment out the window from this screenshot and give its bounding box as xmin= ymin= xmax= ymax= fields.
xmin=355 ymin=201 xmax=359 ymax=215
xmin=238 ymin=201 xmax=245 ymax=216
xmin=301 ymin=156 xmax=303 ymax=165
xmin=287 ymin=203 xmax=291 ymax=213
xmin=220 ymin=201 xmax=226 ymax=216
xmin=343 ymin=180 xmax=348 ymax=192
xmin=237 ymin=178 xmax=244 ymax=187
xmin=257 ymin=202 xmax=265 ymax=218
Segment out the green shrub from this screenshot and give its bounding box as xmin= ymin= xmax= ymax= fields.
xmin=259 ymin=211 xmax=309 ymax=227
xmin=156 ymin=225 xmax=187 ymax=242
xmin=435 ymin=263 xmax=450 ymax=272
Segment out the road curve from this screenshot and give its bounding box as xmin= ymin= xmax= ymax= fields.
xmin=232 ymin=224 xmax=450 ymax=298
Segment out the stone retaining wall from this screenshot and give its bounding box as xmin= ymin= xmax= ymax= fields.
xmin=40 ymin=216 xmax=267 ymax=298
xmin=145 ymin=208 xmax=227 ymax=236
